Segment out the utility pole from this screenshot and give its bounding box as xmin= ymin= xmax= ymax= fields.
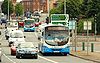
xmin=64 ymin=0 xmax=66 ymax=14
xmin=8 ymin=0 xmax=9 ymax=21
xmin=47 ymin=0 xmax=50 ymax=17
xmin=75 ymin=18 xmax=77 ymax=52
xmin=87 ymin=20 xmax=89 ymax=55
xmin=94 ymin=14 xmax=97 ymax=41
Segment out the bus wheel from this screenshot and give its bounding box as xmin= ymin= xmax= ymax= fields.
xmin=63 ymin=53 xmax=67 ymax=56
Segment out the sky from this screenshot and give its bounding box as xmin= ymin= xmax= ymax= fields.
xmin=0 ymin=0 xmax=22 ymax=2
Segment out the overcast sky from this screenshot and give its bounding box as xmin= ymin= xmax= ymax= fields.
xmin=0 ymin=0 xmax=22 ymax=2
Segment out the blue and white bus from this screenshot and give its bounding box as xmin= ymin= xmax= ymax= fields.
xmin=38 ymin=24 xmax=70 ymax=55
xmin=24 ymin=19 xmax=35 ymax=32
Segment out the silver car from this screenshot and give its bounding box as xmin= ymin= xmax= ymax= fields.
xmin=16 ymin=42 xmax=38 ymax=59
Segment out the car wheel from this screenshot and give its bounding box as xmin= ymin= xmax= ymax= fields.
xmin=9 ymin=44 xmax=11 ymax=47
xmin=0 ymin=59 xmax=1 ymax=62
xmin=6 ymin=36 xmax=9 ymax=40
xmin=11 ymin=52 xmax=14 ymax=55
xmin=38 ymin=37 xmax=40 ymax=40
xmin=34 ymin=56 xmax=38 ymax=59
xmin=16 ymin=55 xmax=20 ymax=59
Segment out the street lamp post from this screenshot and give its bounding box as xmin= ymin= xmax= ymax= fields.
xmin=94 ymin=14 xmax=97 ymax=41
xmin=8 ymin=0 xmax=9 ymax=21
xmin=64 ymin=0 xmax=66 ymax=14
xmin=47 ymin=0 xmax=50 ymax=17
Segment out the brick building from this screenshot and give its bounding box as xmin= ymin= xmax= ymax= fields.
xmin=20 ymin=0 xmax=48 ymax=13
xmin=49 ymin=0 xmax=58 ymax=9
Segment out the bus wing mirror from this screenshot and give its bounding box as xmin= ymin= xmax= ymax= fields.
xmin=24 ymin=36 xmax=26 ymax=38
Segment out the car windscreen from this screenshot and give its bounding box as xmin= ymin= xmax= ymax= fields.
xmin=18 ymin=43 xmax=34 ymax=48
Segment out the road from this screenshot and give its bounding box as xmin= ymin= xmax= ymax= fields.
xmin=0 ymin=28 xmax=96 ymax=63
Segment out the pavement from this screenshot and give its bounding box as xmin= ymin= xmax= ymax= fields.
xmin=70 ymin=51 xmax=100 ymax=63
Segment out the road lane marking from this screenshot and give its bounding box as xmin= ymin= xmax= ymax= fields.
xmin=0 ymin=35 xmax=4 ymax=41
xmin=35 ymin=32 xmax=38 ymax=38
xmin=3 ymin=54 xmax=16 ymax=63
xmin=38 ymin=55 xmax=59 ymax=63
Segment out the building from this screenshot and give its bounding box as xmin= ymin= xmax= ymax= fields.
xmin=20 ymin=0 xmax=48 ymax=13
xmin=49 ymin=0 xmax=58 ymax=9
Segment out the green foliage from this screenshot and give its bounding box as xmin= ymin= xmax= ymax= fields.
xmin=77 ymin=18 xmax=94 ymax=33
xmin=50 ymin=0 xmax=100 ymax=33
xmin=96 ymin=12 xmax=100 ymax=34
xmin=15 ymin=3 xmax=24 ymax=16
xmin=1 ymin=0 xmax=14 ymax=15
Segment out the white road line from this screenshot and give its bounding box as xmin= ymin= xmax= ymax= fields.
xmin=35 ymin=32 xmax=38 ymax=38
xmin=3 ymin=54 xmax=16 ymax=63
xmin=38 ymin=55 xmax=59 ymax=63
xmin=0 ymin=35 xmax=4 ymax=41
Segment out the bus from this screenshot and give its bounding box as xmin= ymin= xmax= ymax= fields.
xmin=38 ymin=24 xmax=70 ymax=55
xmin=24 ymin=19 xmax=35 ymax=32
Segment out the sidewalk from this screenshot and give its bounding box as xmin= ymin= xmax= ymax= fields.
xmin=70 ymin=51 xmax=100 ymax=63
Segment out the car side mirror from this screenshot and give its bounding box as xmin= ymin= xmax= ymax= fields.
xmin=24 ymin=36 xmax=26 ymax=38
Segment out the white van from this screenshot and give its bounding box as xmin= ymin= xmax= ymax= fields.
xmin=5 ymin=21 xmax=18 ymax=40
xmin=8 ymin=30 xmax=25 ymax=47
xmin=5 ymin=27 xmax=17 ymax=40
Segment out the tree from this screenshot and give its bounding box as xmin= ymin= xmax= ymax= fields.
xmin=1 ymin=0 xmax=14 ymax=15
xmin=50 ymin=0 xmax=83 ymax=18
xmin=96 ymin=12 xmax=100 ymax=34
xmin=15 ymin=3 xmax=24 ymax=16
xmin=50 ymin=2 xmax=64 ymax=14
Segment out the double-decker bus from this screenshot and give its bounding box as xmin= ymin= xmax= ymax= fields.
xmin=38 ymin=24 xmax=70 ymax=55
xmin=24 ymin=19 xmax=35 ymax=32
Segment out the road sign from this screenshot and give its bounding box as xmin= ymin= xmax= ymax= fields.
xmin=69 ymin=20 xmax=76 ymax=30
xmin=84 ymin=21 xmax=92 ymax=30
xmin=51 ymin=14 xmax=69 ymax=26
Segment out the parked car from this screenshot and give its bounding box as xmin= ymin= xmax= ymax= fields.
xmin=16 ymin=42 xmax=38 ymax=59
xmin=8 ymin=30 xmax=26 ymax=47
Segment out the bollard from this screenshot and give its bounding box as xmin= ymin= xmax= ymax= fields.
xmin=82 ymin=42 xmax=85 ymax=51
xmin=91 ymin=43 xmax=94 ymax=52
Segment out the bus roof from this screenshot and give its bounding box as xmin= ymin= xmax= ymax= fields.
xmin=38 ymin=23 xmax=65 ymax=30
